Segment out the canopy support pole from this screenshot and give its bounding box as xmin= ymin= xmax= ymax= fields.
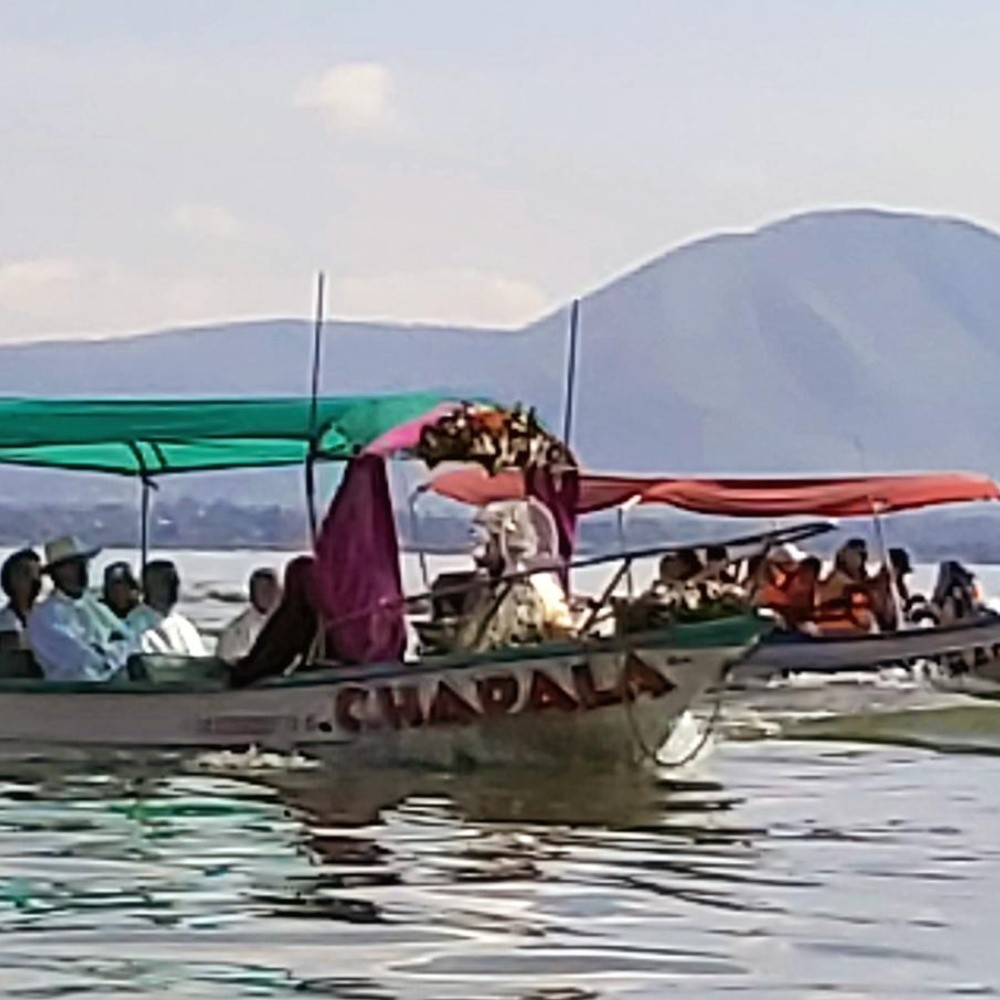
xmin=618 ymin=495 xmax=641 ymax=597
xmin=406 ymin=482 xmax=431 ymax=590
xmin=617 ymin=508 xmax=634 ymax=597
xmin=869 ymin=498 xmax=906 ymax=629
xmin=126 ymin=443 xmax=155 ymax=575
xmin=140 ymin=476 xmax=152 ymax=574
xmin=853 ymin=436 xmax=906 ymax=630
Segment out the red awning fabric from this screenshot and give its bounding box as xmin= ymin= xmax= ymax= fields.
xmin=425 ymin=467 xmax=1000 ymax=517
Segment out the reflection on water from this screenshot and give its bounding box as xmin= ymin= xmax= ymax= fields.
xmin=0 ymin=739 xmax=998 ymax=997
xmin=4 ymin=549 xmax=1000 ymax=996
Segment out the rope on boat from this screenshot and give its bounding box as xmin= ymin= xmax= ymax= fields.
xmin=622 ymin=683 xmax=723 ymax=769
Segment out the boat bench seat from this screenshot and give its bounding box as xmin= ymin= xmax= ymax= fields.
xmin=0 ymin=650 xmax=43 ymax=679
xmin=131 ymin=654 xmax=231 ymax=687
xmin=0 ymin=651 xmax=228 ymax=687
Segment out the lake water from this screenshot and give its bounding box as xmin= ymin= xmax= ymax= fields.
xmin=3 ymin=550 xmax=1000 ymax=997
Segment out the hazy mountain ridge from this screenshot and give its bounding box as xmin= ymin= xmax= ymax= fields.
xmin=3 ymin=208 xmax=1000 ymax=537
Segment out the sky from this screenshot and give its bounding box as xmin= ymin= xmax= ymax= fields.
xmin=2 ymin=0 xmax=1000 ymax=341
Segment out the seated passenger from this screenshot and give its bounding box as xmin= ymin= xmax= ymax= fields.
xmin=932 ymin=560 xmax=983 ymax=625
xmin=751 ymin=547 xmax=818 ymax=630
xmin=454 ymin=499 xmax=574 ymax=650
xmin=128 ymin=560 xmax=206 ymax=656
xmin=869 ymin=547 xmax=915 ymax=632
xmin=782 ymin=556 xmax=822 ymax=631
xmin=652 ymin=548 xmax=705 ymax=610
xmin=813 ymin=538 xmax=877 ymax=634
xmin=27 ymin=537 xmax=138 ymax=682
xmin=697 ymin=544 xmax=741 ymax=592
xmin=102 ymin=561 xmax=141 ymax=621
xmin=229 ymin=556 xmax=321 ymax=686
xmin=0 ymin=549 xmax=41 ymax=651
xmin=749 ymin=545 xmax=800 ymax=609
xmin=216 ymin=568 xmax=281 ymax=663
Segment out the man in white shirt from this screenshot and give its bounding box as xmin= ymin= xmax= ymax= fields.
xmin=27 ymin=537 xmax=138 ymax=682
xmin=216 ymin=568 xmax=280 ymax=662
xmin=127 ymin=560 xmax=206 ymax=657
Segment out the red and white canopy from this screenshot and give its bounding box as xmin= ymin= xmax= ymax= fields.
xmin=424 ymin=468 xmax=1000 ymax=518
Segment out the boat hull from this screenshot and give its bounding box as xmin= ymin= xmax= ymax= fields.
xmin=0 ymin=616 xmax=761 ymax=766
xmin=734 ymin=614 xmax=1000 ymax=682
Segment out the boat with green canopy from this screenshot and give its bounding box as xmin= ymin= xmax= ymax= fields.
xmin=0 ymin=394 xmax=767 ymax=766
xmin=0 ymin=394 xmax=448 ymax=475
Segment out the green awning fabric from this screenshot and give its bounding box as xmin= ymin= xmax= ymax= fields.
xmin=0 ymin=394 xmax=448 ymax=476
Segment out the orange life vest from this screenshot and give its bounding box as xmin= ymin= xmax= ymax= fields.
xmin=812 ymin=584 xmax=875 ymax=634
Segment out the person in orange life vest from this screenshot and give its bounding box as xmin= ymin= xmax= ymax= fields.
xmin=814 ymin=538 xmax=877 ymax=634
xmin=750 ymin=546 xmax=817 ymax=629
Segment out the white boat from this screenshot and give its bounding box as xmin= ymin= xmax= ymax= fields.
xmin=0 ymin=395 xmax=764 ymax=764
xmin=0 ymin=617 xmax=760 ymax=764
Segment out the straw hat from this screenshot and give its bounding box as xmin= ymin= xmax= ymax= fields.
xmin=42 ymin=536 xmax=101 ymax=572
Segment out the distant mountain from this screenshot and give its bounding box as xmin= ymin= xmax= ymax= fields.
xmin=3 ymin=208 xmax=1000 ymax=510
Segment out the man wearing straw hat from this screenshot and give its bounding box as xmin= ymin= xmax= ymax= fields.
xmin=26 ymin=537 xmax=138 ymax=682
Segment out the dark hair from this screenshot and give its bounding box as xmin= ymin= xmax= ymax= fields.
xmin=676 ymin=548 xmax=704 ymax=580
xmin=706 ymin=545 xmax=727 ymax=563
xmin=1 ymin=549 xmax=39 ymax=598
xmin=889 ymin=548 xmax=912 ymax=574
xmin=143 ymin=559 xmax=180 ymax=607
xmin=250 ymin=568 xmax=278 ymax=585
xmin=800 ymin=556 xmax=822 ymax=574
xmin=104 ymin=561 xmax=139 ymax=591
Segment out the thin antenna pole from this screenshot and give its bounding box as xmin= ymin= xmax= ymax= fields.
xmin=306 ymin=272 xmax=326 ymax=542
xmin=562 ymin=299 xmax=580 ymax=447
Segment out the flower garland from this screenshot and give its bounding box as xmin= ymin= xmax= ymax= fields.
xmin=416 ymin=403 xmax=574 ymax=475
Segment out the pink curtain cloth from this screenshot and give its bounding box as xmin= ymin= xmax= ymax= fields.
xmin=311 ymin=454 xmax=407 ymax=664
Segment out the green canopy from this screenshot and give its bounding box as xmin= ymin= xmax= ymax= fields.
xmin=0 ymin=394 xmax=449 ymax=476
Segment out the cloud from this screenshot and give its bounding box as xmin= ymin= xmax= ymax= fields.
xmin=294 ymin=62 xmax=396 ymax=133
xmin=335 ymin=268 xmax=550 ymax=327
xmin=0 ymin=258 xmax=84 ymax=318
xmin=0 ymin=257 xmax=302 ymax=341
xmin=172 ymin=204 xmax=243 ymax=241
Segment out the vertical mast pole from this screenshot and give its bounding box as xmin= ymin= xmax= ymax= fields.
xmin=562 ymin=298 xmax=580 ymax=447
xmin=306 ymin=272 xmax=326 ymax=544
xmin=560 ymin=299 xmax=581 ymax=595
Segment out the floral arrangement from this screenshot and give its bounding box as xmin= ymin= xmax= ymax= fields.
xmin=416 ymin=403 xmax=574 ymax=475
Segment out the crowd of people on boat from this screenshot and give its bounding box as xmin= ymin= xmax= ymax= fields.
xmin=0 ymin=535 xmax=282 ymax=683
xmin=635 ymin=537 xmax=989 ymax=636
xmin=0 ymin=513 xmax=992 ymax=684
